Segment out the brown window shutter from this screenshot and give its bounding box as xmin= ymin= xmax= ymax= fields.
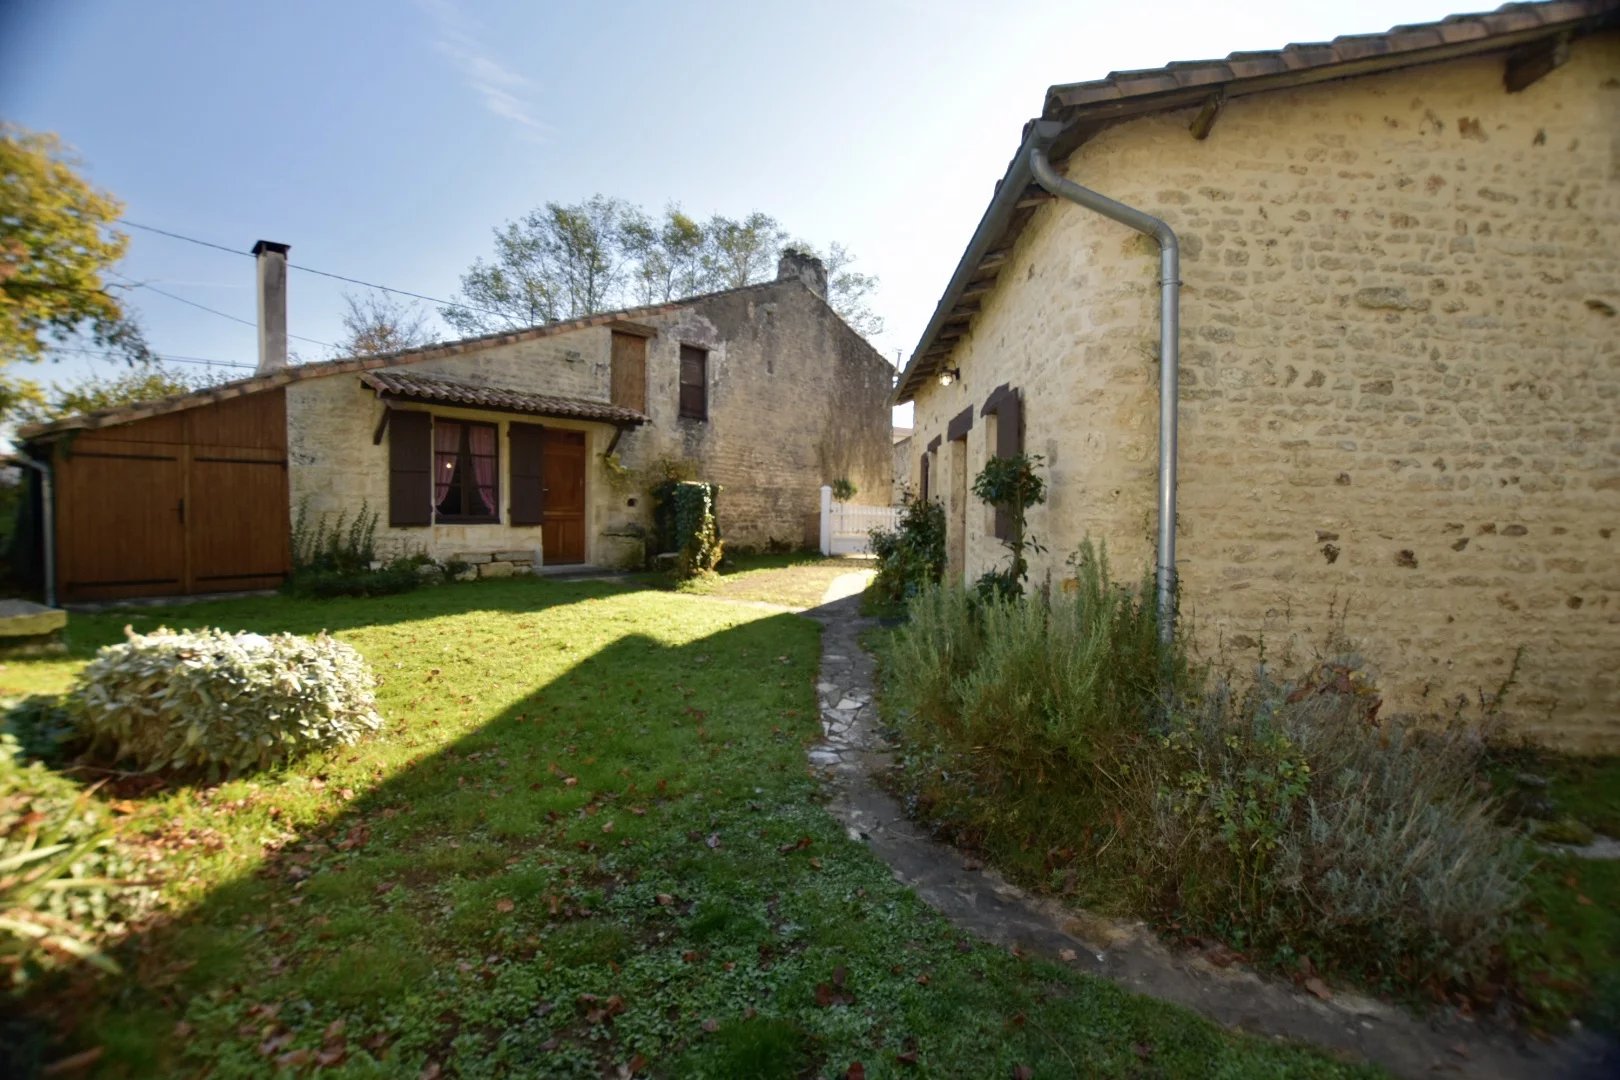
xmin=679 ymin=345 xmax=708 ymax=420
xmin=919 ymin=453 xmax=929 ymax=502
xmin=388 ymin=409 xmax=432 ymax=527
xmin=993 ymin=390 xmax=1022 ymax=541
xmin=508 ymin=421 xmax=545 ymax=525
xmin=611 ymin=332 xmax=647 ymax=414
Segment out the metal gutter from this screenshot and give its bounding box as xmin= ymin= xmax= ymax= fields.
xmin=1028 ymin=149 xmax=1180 ymax=644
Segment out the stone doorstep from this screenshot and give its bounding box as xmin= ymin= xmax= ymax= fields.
xmin=494 ymin=550 xmax=537 ymax=563
xmin=477 ymin=561 xmax=520 ymax=579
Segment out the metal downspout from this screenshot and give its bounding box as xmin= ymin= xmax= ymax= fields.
xmin=1029 ymin=147 xmax=1180 ymax=644
xmin=9 ymin=455 xmax=57 ymax=609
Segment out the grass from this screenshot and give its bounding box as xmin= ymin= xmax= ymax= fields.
xmin=634 ymin=551 xmax=875 ymax=610
xmin=1483 ymin=746 xmax=1620 ymax=1031
xmin=2 ymin=577 xmax=1375 ymax=1078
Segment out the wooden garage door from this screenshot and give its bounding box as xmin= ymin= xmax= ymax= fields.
xmin=53 ymin=391 xmax=291 ymax=602
xmin=55 ymin=440 xmax=186 ymax=601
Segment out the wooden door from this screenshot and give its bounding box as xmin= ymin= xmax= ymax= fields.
xmin=55 ymin=440 xmax=186 ymax=601
xmin=541 ymin=429 xmax=587 ymax=564
xmin=51 ymin=390 xmax=292 ymax=602
xmin=188 ymin=453 xmax=290 ymax=592
xmin=610 ymin=332 xmax=647 ymax=414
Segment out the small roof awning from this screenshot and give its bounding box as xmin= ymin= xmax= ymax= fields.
xmin=361 ymin=370 xmax=648 ymax=425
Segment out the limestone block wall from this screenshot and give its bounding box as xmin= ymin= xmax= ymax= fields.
xmin=286 ymin=276 xmax=895 ymax=564
xmin=908 ymin=37 xmax=1620 ymax=748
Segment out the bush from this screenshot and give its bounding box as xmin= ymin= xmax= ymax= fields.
xmin=883 ymin=538 xmax=1528 ymax=1005
xmin=869 ymin=495 xmax=946 ymax=606
xmin=285 ymin=557 xmax=427 ymax=599
xmin=830 ymin=478 xmax=856 ymax=502
xmin=1 ymin=737 xmax=154 ymax=993
xmin=653 ymin=480 xmax=722 ymax=580
xmin=70 ymin=627 xmax=383 ymax=773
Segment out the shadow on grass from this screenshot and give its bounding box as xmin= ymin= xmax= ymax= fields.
xmin=12 ymin=581 xmax=1368 ymax=1080
xmin=17 ymin=587 xmax=836 ymax=1077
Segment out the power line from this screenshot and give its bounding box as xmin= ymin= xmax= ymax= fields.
xmin=117 ymin=219 xmax=247 ymax=259
xmin=117 ymin=218 xmax=517 ymax=321
xmin=108 ymin=270 xmax=336 ymax=349
xmin=46 ymin=344 xmax=254 ymax=370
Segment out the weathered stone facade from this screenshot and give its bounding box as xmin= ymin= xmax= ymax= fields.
xmin=287 ymin=268 xmax=894 ymax=568
xmin=907 ymin=37 xmax=1620 ymax=748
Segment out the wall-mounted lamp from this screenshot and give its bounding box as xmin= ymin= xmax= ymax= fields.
xmin=937 ymin=367 xmax=962 ymax=387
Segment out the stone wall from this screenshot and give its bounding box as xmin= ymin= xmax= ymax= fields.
xmin=892 ymin=434 xmax=914 ymax=503
xmin=907 ymin=37 xmax=1620 ymax=749
xmin=286 ymin=274 xmax=894 ymax=566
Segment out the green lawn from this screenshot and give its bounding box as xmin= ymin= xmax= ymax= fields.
xmin=5 ymin=578 xmax=1371 ymax=1078
xmin=636 ymin=552 xmax=875 ymax=611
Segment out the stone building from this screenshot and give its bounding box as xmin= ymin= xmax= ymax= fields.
xmin=895 ymin=1 xmax=1620 ymax=749
xmin=20 ymin=252 xmax=894 ymax=600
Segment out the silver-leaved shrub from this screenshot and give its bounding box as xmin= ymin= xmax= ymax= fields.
xmin=70 ymin=627 xmax=383 ymax=772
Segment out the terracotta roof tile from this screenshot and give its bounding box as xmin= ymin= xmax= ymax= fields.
xmin=360 ymin=370 xmax=647 ymax=424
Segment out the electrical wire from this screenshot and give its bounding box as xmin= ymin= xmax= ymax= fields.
xmin=107 ymin=270 xmax=337 ymax=349
xmin=117 ymin=218 xmax=518 ymax=321
xmin=46 ymin=344 xmax=255 ymax=370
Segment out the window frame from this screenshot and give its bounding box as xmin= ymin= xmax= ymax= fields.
xmin=678 ymin=344 xmax=708 ymax=421
xmin=432 ymin=417 xmax=502 ymax=525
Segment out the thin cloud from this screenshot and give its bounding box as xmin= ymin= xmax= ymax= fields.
xmin=418 ymin=0 xmax=548 ymax=139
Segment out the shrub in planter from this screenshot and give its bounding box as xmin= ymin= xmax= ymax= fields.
xmin=70 ymin=627 xmax=383 ymax=773
xmin=2 ymin=736 xmax=155 ymax=993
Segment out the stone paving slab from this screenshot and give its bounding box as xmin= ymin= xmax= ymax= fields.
xmin=802 ymin=593 xmax=1619 ymax=1080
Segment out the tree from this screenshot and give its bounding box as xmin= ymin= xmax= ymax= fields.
xmin=441 ymin=196 xmax=626 ymax=336
xmin=619 ymin=205 xmax=707 ymax=304
xmin=443 ymin=195 xmax=883 ymax=335
xmin=13 ymin=364 xmax=202 ymax=425
xmin=786 ymin=240 xmax=885 ymax=338
xmin=0 ymin=125 xmax=149 ymax=413
xmin=336 ymin=291 xmax=432 ymax=357
xmin=702 ymin=212 xmax=785 ymax=290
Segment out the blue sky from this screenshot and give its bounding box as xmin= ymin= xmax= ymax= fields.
xmin=3 ymin=0 xmax=1471 ymax=405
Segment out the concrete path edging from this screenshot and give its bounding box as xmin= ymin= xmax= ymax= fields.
xmin=802 ymin=593 xmax=1618 ymax=1080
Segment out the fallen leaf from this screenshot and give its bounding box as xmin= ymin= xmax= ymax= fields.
xmin=845 ymin=1063 xmax=866 ymax=1080
xmin=1303 ymin=976 xmax=1332 ymax=1001
xmin=1058 ymin=948 xmax=1078 ymax=963
xmin=701 ymin=1018 xmax=720 ymax=1033
xmin=419 ymin=1064 xmax=443 ymax=1080
xmin=896 ymin=1048 xmax=919 ymax=1065
xmin=914 ymin=973 xmax=930 ymax=986
xmin=496 ymin=898 xmax=515 ymax=913
xmin=276 ymin=1049 xmax=313 ymax=1069
xmin=656 ymin=893 xmax=675 ymax=907
xmin=1012 ymin=1066 xmax=1034 ymax=1080
xmin=1577 ymin=894 xmax=1593 ymax=906
xmin=706 ymin=832 xmax=722 ymax=849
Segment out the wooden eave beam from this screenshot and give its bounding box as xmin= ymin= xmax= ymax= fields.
xmin=1189 ymin=91 xmax=1225 ymax=139
xmin=1503 ymin=32 xmax=1571 ymax=92
xmin=1015 ymin=185 xmax=1055 ymax=209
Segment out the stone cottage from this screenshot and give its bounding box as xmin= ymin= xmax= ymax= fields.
xmin=895 ymin=0 xmax=1620 ymax=749
xmin=20 ymin=251 xmax=894 ymax=601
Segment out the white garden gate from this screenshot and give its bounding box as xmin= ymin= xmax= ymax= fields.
xmin=818 ymin=486 xmax=901 ymax=556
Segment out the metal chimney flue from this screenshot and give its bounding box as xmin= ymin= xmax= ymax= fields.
xmin=252 ymin=240 xmax=290 ymax=374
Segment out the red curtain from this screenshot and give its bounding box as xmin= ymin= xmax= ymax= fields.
xmin=468 ymin=424 xmax=497 ymax=516
xmin=433 ymin=420 xmax=460 ymax=509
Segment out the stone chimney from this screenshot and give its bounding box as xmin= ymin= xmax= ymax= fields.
xmin=776 ymin=249 xmax=827 ymax=299
xmin=252 ymin=240 xmax=291 ymax=374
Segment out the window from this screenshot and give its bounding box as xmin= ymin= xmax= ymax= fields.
xmin=679 ymin=345 xmax=708 ymax=420
xmin=433 ymin=419 xmax=499 ymax=522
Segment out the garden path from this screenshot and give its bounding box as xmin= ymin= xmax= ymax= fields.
xmin=801 ymin=591 xmax=1619 ymax=1080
